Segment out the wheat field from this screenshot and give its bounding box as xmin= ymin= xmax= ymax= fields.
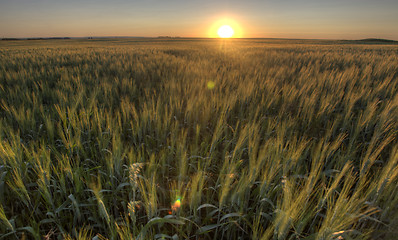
xmin=0 ymin=38 xmax=397 ymax=239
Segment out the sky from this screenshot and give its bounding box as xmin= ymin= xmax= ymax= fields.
xmin=1 ymin=0 xmax=397 ymax=40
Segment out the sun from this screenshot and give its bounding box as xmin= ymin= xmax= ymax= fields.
xmin=218 ymin=25 xmax=234 ymax=38
xmin=208 ymin=17 xmax=242 ymax=38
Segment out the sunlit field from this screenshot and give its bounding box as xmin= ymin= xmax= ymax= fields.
xmin=0 ymin=38 xmax=398 ymax=239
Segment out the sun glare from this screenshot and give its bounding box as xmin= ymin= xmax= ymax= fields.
xmin=218 ymin=25 xmax=234 ymax=38
xmin=208 ymin=18 xmax=242 ymax=38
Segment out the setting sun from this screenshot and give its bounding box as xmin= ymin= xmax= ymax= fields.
xmin=218 ymin=25 xmax=234 ymax=38
xmin=208 ymin=18 xmax=243 ymax=38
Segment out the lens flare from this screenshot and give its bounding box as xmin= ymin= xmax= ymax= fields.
xmin=207 ymin=81 xmax=215 ymax=89
xmin=172 ymin=198 xmax=181 ymax=211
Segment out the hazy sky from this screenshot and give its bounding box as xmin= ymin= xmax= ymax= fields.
xmin=1 ymin=0 xmax=397 ymax=40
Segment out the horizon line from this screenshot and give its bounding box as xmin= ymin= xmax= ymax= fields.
xmin=2 ymin=36 xmax=398 ymax=42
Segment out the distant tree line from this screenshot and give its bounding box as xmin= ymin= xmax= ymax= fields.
xmin=2 ymin=37 xmax=71 ymax=40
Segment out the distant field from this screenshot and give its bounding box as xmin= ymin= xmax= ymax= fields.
xmin=0 ymin=39 xmax=397 ymax=239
